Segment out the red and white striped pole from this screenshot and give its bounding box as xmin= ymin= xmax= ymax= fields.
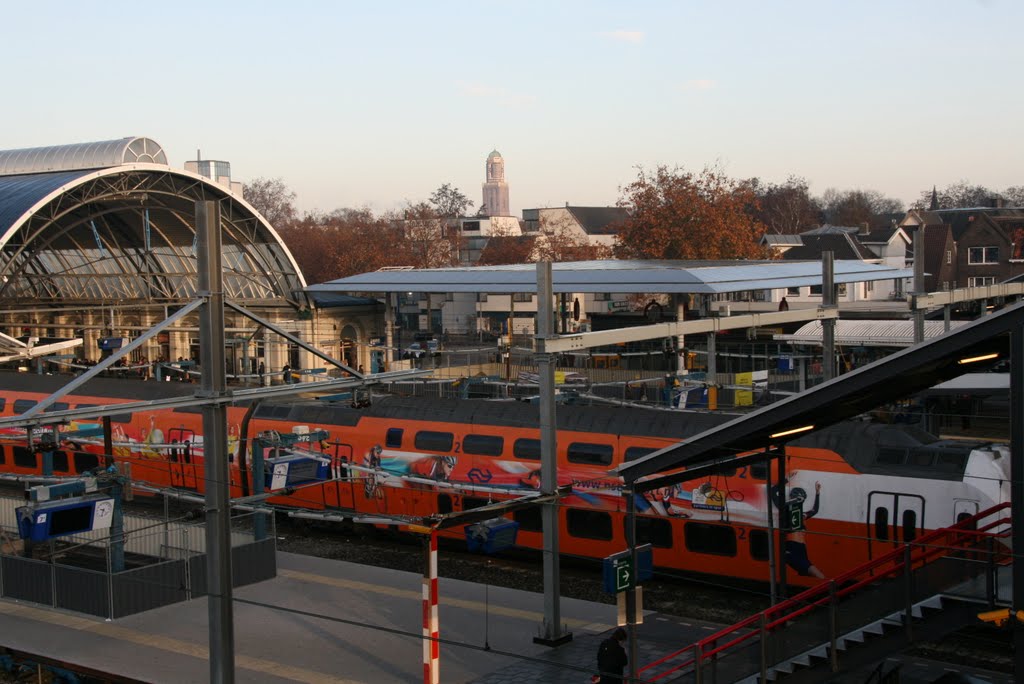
xmin=422 ymin=528 xmax=440 ymax=684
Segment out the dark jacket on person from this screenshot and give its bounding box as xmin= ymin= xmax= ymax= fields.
xmin=597 ymin=634 xmax=628 ymax=683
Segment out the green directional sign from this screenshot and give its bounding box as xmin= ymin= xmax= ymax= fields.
xmin=614 ymin=556 xmax=633 ymax=592
xmin=787 ymin=502 xmax=804 ymax=531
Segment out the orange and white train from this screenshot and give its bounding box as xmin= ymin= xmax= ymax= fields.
xmin=0 ymin=373 xmax=1010 ymax=586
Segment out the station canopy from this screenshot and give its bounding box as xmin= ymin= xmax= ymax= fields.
xmin=0 ymin=137 xmax=306 ymax=307
xmin=776 ymin=319 xmax=968 ymax=347
xmin=307 ymin=260 xmax=913 ymax=295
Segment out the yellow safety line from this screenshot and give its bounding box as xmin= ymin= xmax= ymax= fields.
xmin=0 ymin=600 xmax=358 ymax=684
xmin=278 ymin=568 xmax=609 ymax=629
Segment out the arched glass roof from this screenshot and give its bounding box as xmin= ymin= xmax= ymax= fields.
xmin=0 ymin=143 xmax=307 ymax=307
xmin=0 ymin=137 xmax=167 ymax=176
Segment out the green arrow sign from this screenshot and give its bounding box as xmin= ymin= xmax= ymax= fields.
xmin=615 ymin=557 xmax=633 ymax=592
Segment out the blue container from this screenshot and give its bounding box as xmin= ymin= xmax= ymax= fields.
xmin=465 ymin=519 xmax=519 ymax=553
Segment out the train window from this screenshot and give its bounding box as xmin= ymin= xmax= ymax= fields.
xmin=74 ymin=452 xmax=100 ymax=474
xmin=634 ymin=516 xmax=673 ymax=548
xmin=624 ymin=446 xmax=657 ymax=462
xmin=13 ymin=400 xmax=37 ymax=415
xmin=386 ymin=428 xmax=403 ymax=448
xmin=0 ymin=446 xmax=5 ymax=464
xmin=567 ymin=442 xmax=613 ymax=466
xmin=749 ymin=529 xmax=770 ymax=561
xmin=874 ymin=507 xmax=890 ymax=540
xmin=13 ymin=447 xmax=36 ymax=468
xmin=462 ymin=496 xmax=490 ymax=511
xmin=463 ymin=434 xmax=504 ymax=457
xmin=110 ymin=413 xmax=132 ymax=424
xmin=935 ymin=451 xmax=967 ymax=471
xmin=513 ymin=438 xmax=541 ymax=460
xmin=902 ymin=510 xmax=917 ymax=543
xmin=415 ymin=431 xmax=454 ymax=452
xmin=909 ymin=449 xmax=933 ymax=467
xmin=749 ymin=462 xmax=768 ymax=480
xmin=51 ymin=451 xmax=69 ymax=473
xmin=0 ymin=398 xmax=5 ymax=412
xmin=437 ymin=494 xmax=453 ymax=514
xmin=684 ymin=522 xmax=737 ymax=556
xmin=44 ymin=402 xmax=69 ymax=413
xmin=254 ymin=405 xmax=290 ymax=419
xmin=567 ymin=509 xmax=612 ymax=540
xmin=513 ymin=507 xmax=542 ymax=532
xmin=875 ymin=448 xmax=905 ymax=466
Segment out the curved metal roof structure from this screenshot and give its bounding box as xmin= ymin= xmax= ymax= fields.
xmin=0 ymin=137 xmax=167 ymax=176
xmin=307 ymin=259 xmax=913 ymax=295
xmin=0 ymin=139 xmax=307 ymax=306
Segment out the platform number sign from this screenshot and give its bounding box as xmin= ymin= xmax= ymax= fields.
xmin=787 ymin=501 xmax=804 ymax=532
xmin=614 ymin=556 xmax=633 ymax=592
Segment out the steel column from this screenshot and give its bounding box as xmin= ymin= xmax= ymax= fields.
xmin=197 ymin=200 xmax=235 ymax=684
xmin=822 ymin=252 xmax=836 ymax=380
xmin=1011 ymin=324 xmax=1024 ymax=678
xmin=534 ymin=261 xmax=571 ymax=646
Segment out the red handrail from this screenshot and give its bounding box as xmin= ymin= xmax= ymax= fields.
xmin=638 ymin=502 xmax=1010 ymax=682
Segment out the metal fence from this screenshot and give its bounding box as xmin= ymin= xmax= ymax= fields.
xmin=0 ymin=499 xmax=276 ymax=620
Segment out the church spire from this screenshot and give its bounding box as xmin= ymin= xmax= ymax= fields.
xmin=929 ymin=185 xmax=939 ymax=210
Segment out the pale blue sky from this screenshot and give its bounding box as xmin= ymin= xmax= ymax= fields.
xmin=2 ymin=1 xmax=1019 ymax=216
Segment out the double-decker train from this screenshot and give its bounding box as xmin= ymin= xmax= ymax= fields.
xmin=0 ymin=373 xmax=1009 ymax=586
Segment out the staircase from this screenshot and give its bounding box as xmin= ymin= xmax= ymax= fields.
xmin=638 ymin=503 xmax=1011 ymax=683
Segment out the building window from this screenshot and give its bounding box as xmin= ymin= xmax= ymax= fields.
xmin=837 ymin=283 xmax=847 ymax=297
xmin=946 ymin=250 xmax=952 ymax=265
xmin=865 ymin=280 xmax=874 ymax=294
xmin=567 ymin=509 xmax=613 ymax=540
xmin=809 ymin=285 xmax=822 ymax=296
xmin=968 ymin=246 xmax=999 ymax=264
xmin=787 ymin=287 xmax=800 ymax=296
xmin=593 ymin=292 xmax=610 ymax=301
xmin=942 ymin=281 xmax=950 ymax=291
xmin=968 ymin=276 xmax=996 ymax=287
xmin=477 ymin=293 xmax=488 ymax=303
xmin=512 ymin=293 xmax=533 ymax=303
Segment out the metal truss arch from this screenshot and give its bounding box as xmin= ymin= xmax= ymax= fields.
xmin=0 ymin=165 xmax=307 ymax=307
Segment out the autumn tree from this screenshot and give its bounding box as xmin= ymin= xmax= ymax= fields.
xmin=478 ymin=230 xmax=537 ymax=265
xmin=913 ymin=181 xmax=1010 ymax=210
xmin=819 ymin=188 xmax=903 ymax=227
xmin=244 ymin=177 xmax=297 ymax=228
xmin=743 ymin=176 xmax=821 ymax=234
xmin=428 ymin=183 xmax=474 ymax=218
xmin=389 ymin=202 xmax=459 ymax=270
xmin=613 ymin=165 xmax=772 ymax=260
xmin=535 ymin=213 xmax=614 ymax=262
xmin=1005 ymin=186 xmax=1024 ymax=207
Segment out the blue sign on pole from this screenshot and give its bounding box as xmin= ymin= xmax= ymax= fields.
xmin=602 ymin=544 xmax=653 ymax=594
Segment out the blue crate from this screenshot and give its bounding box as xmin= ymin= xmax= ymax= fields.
xmin=465 ymin=519 xmax=519 ymax=553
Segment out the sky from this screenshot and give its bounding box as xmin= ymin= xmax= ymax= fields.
xmin=2 ymin=1 xmax=1020 ymax=218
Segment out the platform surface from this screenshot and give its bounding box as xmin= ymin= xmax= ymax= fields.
xmin=0 ymin=551 xmax=1014 ymax=683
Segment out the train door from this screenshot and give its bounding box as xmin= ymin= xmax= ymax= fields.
xmin=168 ymin=427 xmax=198 ymax=490
xmin=327 ymin=441 xmax=354 ymax=509
xmin=953 ymin=499 xmax=979 ymax=525
xmin=867 ymin=491 xmax=925 ymax=560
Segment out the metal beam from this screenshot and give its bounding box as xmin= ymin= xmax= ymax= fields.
xmin=542 ymin=307 xmax=839 ymax=353
xmin=18 ymin=298 xmax=204 ymax=420
xmin=913 ymin=283 xmax=1024 ymax=309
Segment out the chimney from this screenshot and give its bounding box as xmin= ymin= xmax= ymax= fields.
xmin=860 ymin=222 xmax=870 ymax=235
xmin=990 ymin=197 xmax=1006 ymax=209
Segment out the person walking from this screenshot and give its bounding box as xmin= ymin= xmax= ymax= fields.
xmin=596 ymin=627 xmax=628 ymax=684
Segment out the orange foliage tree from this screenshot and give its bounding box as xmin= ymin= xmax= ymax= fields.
xmin=614 ymin=165 xmax=772 ymax=260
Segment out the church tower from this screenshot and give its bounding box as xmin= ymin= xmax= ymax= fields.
xmin=481 ymin=149 xmax=510 ymax=217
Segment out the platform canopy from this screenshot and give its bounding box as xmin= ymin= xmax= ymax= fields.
xmin=618 ymin=302 xmax=1022 ymax=491
xmin=0 ymin=137 xmax=307 ymax=307
xmin=307 ymin=259 xmax=913 ymax=295
xmin=776 ymin=319 xmax=969 ymax=347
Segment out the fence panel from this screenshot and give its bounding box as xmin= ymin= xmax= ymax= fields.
xmin=54 ymin=564 xmax=110 ymax=617
xmin=1 ymin=555 xmax=52 ymax=607
xmin=113 ymin=560 xmax=189 ymax=618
